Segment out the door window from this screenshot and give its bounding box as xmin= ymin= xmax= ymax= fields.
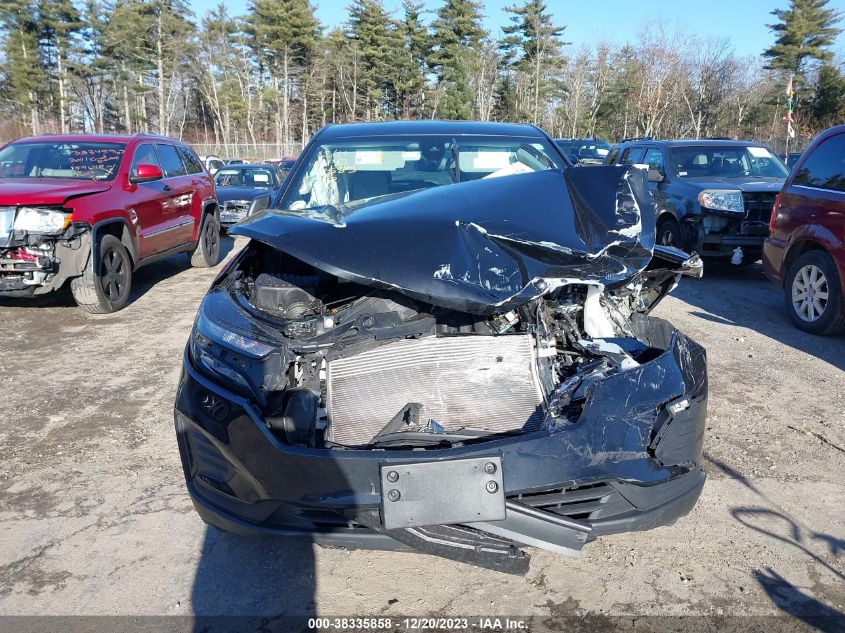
xmin=177 ymin=146 xmax=205 ymax=174
xmin=130 ymin=144 xmax=162 ymax=181
xmin=621 ymin=147 xmax=646 ymax=165
xmin=793 ymin=134 xmax=845 ymax=192
xmin=156 ymin=144 xmax=187 ymax=178
xmin=643 ymin=148 xmax=665 ymax=171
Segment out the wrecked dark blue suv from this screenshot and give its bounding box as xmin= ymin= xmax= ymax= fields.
xmin=174 ymin=121 xmax=707 ymax=574
xmin=607 ymin=138 xmax=788 ymax=263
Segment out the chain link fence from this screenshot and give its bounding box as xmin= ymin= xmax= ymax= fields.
xmin=188 ymin=142 xmax=305 ymax=162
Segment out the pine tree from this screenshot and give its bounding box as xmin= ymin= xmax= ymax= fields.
xmin=500 ymin=0 xmax=566 ymax=124
xmin=764 ymin=0 xmax=842 ymax=81
xmin=810 ymin=63 xmax=845 ymax=128
xmin=346 ymin=0 xmax=398 ymax=120
xmin=0 ymin=0 xmax=46 ymax=133
xmin=430 ymin=0 xmax=485 ymax=119
xmin=248 ymin=0 xmax=320 ymax=146
xmin=394 ymin=0 xmax=430 ymax=118
xmin=39 ymin=0 xmax=84 ymax=133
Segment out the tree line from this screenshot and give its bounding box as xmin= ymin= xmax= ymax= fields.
xmin=0 ymin=0 xmax=842 ymax=155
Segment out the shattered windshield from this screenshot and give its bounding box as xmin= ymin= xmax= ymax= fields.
xmin=280 ymin=135 xmax=564 ymax=211
xmin=0 ymin=141 xmax=125 ymax=181
xmin=670 ymin=146 xmax=788 ymax=179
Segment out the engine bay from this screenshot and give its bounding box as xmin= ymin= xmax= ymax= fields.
xmin=212 ymin=243 xmax=683 ymax=450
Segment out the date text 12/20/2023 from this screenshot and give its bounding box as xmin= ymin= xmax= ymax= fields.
xmin=306 ymin=617 xmax=529 ymax=631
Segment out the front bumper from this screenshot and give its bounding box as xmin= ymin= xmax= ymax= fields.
xmin=174 ymin=317 xmax=707 ymax=573
xmin=0 ymin=229 xmax=91 ymax=297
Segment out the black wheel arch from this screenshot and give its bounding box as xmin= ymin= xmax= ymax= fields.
xmin=91 ymin=218 xmax=137 ymax=273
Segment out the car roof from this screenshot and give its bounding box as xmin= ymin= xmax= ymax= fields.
xmin=14 ymin=133 xmax=182 ymax=145
xmin=617 ymin=138 xmax=769 ymax=148
xmin=314 ymin=120 xmax=549 ymax=141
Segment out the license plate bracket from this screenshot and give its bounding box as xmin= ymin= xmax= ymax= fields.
xmin=380 ymin=456 xmax=505 ymax=530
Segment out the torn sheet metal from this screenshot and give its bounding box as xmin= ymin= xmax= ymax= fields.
xmin=231 ymin=166 xmax=656 ymax=315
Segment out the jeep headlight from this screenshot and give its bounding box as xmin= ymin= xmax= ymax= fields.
xmin=13 ymin=207 xmax=71 ymax=233
xmin=698 ymin=190 xmax=744 ymax=214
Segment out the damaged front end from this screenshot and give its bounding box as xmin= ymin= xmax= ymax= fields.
xmin=174 ymin=167 xmax=707 ymax=574
xmin=0 ymin=206 xmax=91 ymax=296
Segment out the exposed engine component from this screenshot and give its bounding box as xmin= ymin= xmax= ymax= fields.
xmin=325 ymin=334 xmax=545 ymax=446
xmin=230 ymin=242 xmax=689 ymax=449
xmin=253 ymin=273 xmax=321 ymax=318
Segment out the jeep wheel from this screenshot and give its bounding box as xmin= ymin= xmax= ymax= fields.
xmin=189 ymin=213 xmax=221 ymax=268
xmin=785 ymin=250 xmax=845 ymax=336
xmin=70 ymin=234 xmax=133 ymax=314
xmin=656 ymin=217 xmax=682 ymax=248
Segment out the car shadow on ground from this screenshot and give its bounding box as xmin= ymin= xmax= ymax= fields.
xmin=673 ymin=260 xmax=845 ymax=372
xmin=190 ymin=526 xmax=317 ymax=630
xmin=0 ymin=235 xmax=237 ymax=312
xmin=705 ymin=452 xmax=845 ymax=630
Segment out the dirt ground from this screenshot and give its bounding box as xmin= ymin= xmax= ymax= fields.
xmin=0 ymin=237 xmax=842 ymax=628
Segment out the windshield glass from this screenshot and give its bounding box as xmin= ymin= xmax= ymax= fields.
xmin=670 ymin=145 xmax=788 ymax=179
xmin=280 ymin=135 xmax=563 ymax=211
xmin=215 ymin=167 xmax=276 ymax=188
xmin=0 ymin=141 xmax=125 ymax=181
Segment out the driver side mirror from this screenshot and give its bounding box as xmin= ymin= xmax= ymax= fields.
xmin=647 ymin=168 xmax=664 ymax=183
xmin=134 ymin=163 xmax=163 ymax=183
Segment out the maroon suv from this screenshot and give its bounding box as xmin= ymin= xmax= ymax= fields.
xmin=0 ymin=134 xmax=221 ymax=313
xmin=763 ymin=125 xmax=845 ymax=335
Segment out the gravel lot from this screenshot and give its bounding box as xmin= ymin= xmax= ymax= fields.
xmin=0 ymin=237 xmax=842 ymax=628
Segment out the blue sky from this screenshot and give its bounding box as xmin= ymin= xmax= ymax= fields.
xmin=188 ymin=0 xmax=845 ymax=59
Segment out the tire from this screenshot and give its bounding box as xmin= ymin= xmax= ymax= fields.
xmin=188 ymin=213 xmax=221 ymax=268
xmin=784 ymin=250 xmax=845 ymax=336
xmin=70 ymin=234 xmax=133 ymax=314
xmin=656 ymin=217 xmax=682 ymax=249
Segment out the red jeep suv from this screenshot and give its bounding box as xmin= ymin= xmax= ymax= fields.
xmin=763 ymin=125 xmax=845 ymax=335
xmin=0 ymin=134 xmax=221 ymax=313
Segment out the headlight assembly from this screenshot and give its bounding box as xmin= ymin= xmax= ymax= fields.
xmin=13 ymin=207 xmax=72 ymax=234
xmin=189 ymin=306 xmax=285 ymax=399
xmin=697 ymin=190 xmax=744 ymax=214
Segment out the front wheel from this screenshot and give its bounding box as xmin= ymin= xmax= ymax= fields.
xmin=70 ymin=234 xmax=133 ymax=314
xmin=188 ymin=213 xmax=221 ymax=268
xmin=656 ymin=217 xmax=682 ymax=249
xmin=785 ymin=250 xmax=845 ymax=336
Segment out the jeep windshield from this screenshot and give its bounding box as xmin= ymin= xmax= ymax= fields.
xmin=280 ymin=135 xmax=564 ymax=211
xmin=0 ymin=141 xmax=126 ymax=181
xmin=670 ymin=145 xmax=788 ymax=179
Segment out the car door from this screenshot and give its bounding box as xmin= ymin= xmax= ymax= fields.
xmin=154 ymin=143 xmax=197 ymax=250
xmin=786 ymin=132 xmax=845 ymax=248
xmin=128 ymin=143 xmax=169 ymax=259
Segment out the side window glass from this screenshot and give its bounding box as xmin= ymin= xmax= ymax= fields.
xmin=156 ymin=144 xmax=187 ymax=178
xmin=177 ymin=146 xmax=204 ymax=174
xmin=607 ymin=148 xmax=619 ymax=165
xmin=130 ymin=143 xmax=162 ymax=180
xmin=621 ymin=147 xmax=646 ymax=165
xmin=643 ymin=148 xmax=665 ymax=172
xmin=793 ymin=135 xmax=845 ymax=192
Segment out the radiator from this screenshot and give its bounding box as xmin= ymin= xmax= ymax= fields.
xmin=325 ymin=334 xmax=545 ymax=445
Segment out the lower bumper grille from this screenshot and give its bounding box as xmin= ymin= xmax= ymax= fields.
xmin=326 ymin=334 xmax=545 ymax=446
xmin=512 ymin=482 xmax=634 ymax=521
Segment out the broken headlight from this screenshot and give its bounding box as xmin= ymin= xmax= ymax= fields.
xmin=189 ymin=304 xmax=286 ymax=400
xmin=13 ymin=206 xmax=71 ymax=234
xmin=698 ymin=190 xmax=744 ymax=214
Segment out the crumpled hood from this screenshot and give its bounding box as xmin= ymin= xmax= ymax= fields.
xmin=231 ymin=167 xmax=656 ymax=314
xmin=0 ymin=178 xmax=111 ymax=206
xmin=216 ymin=187 xmax=272 ymax=203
